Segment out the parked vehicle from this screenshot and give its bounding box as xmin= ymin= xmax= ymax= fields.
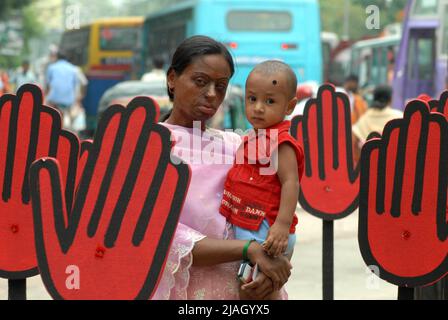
xmin=392 ymin=0 xmax=448 ymax=109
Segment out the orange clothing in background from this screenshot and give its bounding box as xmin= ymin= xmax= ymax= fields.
xmin=0 ymin=72 xmax=11 ymax=95
xmin=351 ymin=94 xmax=368 ymax=124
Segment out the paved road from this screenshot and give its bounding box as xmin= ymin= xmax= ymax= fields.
xmin=0 ymin=206 xmax=397 ymax=300
xmin=286 ymin=207 xmax=397 ymax=300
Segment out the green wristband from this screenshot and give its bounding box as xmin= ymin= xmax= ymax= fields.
xmin=242 ymin=239 xmax=256 ymax=262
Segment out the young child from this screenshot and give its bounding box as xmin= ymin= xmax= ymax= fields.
xmin=219 ymin=60 xmax=304 ymax=299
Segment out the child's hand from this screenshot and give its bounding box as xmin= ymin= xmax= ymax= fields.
xmin=262 ymin=221 xmax=290 ymax=257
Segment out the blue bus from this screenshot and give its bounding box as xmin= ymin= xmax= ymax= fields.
xmin=140 ymin=0 xmax=322 ymax=88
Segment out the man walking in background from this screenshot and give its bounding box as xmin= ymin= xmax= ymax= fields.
xmin=45 ymin=51 xmax=78 ymax=128
xmin=13 ymin=60 xmax=37 ymax=90
xmin=344 ymin=74 xmax=368 ymax=124
xmin=141 ymin=56 xmax=165 ymax=83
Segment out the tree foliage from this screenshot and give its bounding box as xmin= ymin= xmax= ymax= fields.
xmin=0 ymin=0 xmax=33 ymax=18
xmin=0 ymin=0 xmax=43 ymax=67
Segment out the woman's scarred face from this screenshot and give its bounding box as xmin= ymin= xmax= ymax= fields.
xmin=168 ymin=54 xmax=232 ymax=123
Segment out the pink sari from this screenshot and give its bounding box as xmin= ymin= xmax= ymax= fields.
xmin=152 ymin=124 xmax=242 ymax=300
xmin=152 ymin=123 xmax=288 ymax=300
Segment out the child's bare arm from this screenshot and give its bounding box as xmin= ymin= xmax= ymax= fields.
xmin=263 ymin=143 xmax=300 ymax=257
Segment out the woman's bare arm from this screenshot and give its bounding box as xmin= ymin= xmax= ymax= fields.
xmin=191 ymin=238 xmax=248 ymax=266
xmin=192 ymin=237 xmax=292 ymax=291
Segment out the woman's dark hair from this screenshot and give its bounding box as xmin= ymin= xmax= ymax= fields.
xmin=371 ymin=84 xmax=392 ymax=109
xmin=166 ymin=35 xmax=235 ymax=100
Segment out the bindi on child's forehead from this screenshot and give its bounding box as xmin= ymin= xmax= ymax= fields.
xmin=272 ymin=79 xmax=278 ymax=86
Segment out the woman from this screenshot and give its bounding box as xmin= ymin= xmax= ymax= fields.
xmin=152 ymin=35 xmax=292 ymax=300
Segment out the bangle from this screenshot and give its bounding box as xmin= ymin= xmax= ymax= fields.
xmin=242 ymin=239 xmax=256 ymax=262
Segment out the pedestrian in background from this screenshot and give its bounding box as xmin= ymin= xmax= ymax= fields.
xmin=141 ymin=56 xmax=166 ymax=83
xmin=0 ymin=70 xmax=11 ymax=95
xmin=352 ymin=84 xmax=403 ymax=163
xmin=45 ymin=50 xmax=78 ymax=128
xmin=13 ymin=60 xmax=37 ymax=90
xmin=344 ymin=74 xmax=368 ymax=124
xmin=65 ymin=55 xmax=89 ymax=133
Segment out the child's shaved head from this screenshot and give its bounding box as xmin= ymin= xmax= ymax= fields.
xmin=249 ymin=60 xmax=297 ymax=99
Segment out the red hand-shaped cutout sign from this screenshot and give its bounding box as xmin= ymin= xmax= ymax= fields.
xmin=417 ymin=92 xmax=447 ymax=113
xmin=430 ymin=91 xmax=448 ymax=117
xmin=291 ymin=84 xmax=359 ymax=220
xmin=358 ymin=100 xmax=448 ymax=287
xmin=0 ymin=84 xmax=79 ymax=279
xmin=29 ymin=96 xmax=190 ymax=299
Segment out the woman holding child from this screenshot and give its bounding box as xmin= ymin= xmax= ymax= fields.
xmin=152 ymin=35 xmax=299 ymax=300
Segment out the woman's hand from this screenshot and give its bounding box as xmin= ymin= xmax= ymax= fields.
xmin=247 ymin=241 xmax=292 ymax=291
xmin=241 ymin=271 xmax=273 ymax=299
